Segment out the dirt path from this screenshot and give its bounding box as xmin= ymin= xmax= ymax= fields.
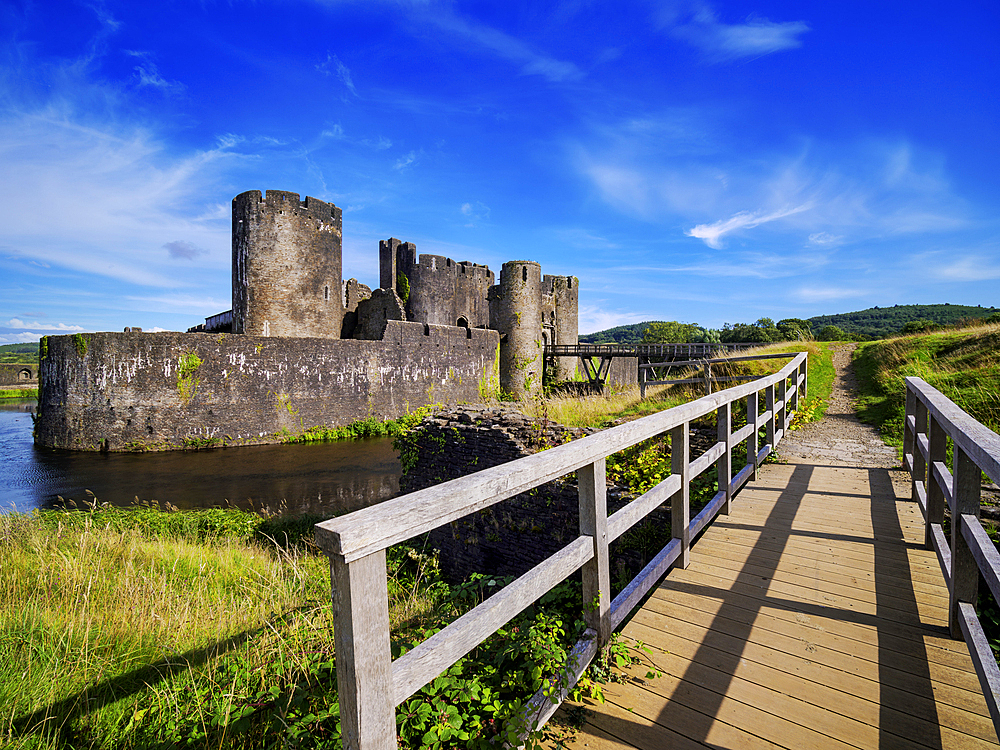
xmin=777 ymin=344 xmax=900 ymax=469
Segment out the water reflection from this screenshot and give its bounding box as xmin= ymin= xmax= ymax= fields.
xmin=0 ymin=400 xmax=401 ymax=515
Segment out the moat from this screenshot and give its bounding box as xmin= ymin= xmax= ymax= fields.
xmin=0 ymin=400 xmax=401 ymax=515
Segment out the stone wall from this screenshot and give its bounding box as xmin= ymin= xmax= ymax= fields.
xmin=396 ymin=406 xmax=717 ymax=586
xmin=385 ymin=241 xmax=495 ymax=329
xmin=0 ymin=364 xmax=36 ymax=386
xmin=35 ymin=323 xmax=499 ymax=452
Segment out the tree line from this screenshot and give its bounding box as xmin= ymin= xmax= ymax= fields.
xmin=580 ymin=304 xmax=1000 ymax=345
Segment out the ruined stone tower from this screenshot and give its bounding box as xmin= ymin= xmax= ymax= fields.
xmin=493 ymin=260 xmax=543 ymax=398
xmin=542 ymin=275 xmax=579 ymax=381
xmin=232 ymin=190 xmax=344 ymax=338
xmin=380 ymin=239 xmax=494 ymax=328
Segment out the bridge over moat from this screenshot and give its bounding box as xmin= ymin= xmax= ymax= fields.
xmin=314 ymin=348 xmax=1000 ymax=749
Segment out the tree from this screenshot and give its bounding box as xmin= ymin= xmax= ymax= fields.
xmin=900 ymin=319 xmax=938 ymax=334
xmin=817 ymin=325 xmax=846 ymax=341
xmin=720 ymin=318 xmax=782 ymax=344
xmin=777 ymin=318 xmax=813 ymax=341
xmin=641 ymin=321 xmax=701 ymax=344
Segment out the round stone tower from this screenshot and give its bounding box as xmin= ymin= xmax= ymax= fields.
xmin=232 ymin=190 xmax=344 ymax=338
xmin=495 ymin=260 xmax=543 ymax=399
xmin=546 ymin=275 xmax=579 ymax=380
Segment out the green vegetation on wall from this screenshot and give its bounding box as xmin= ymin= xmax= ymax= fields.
xmin=176 ymin=351 xmax=203 ymax=405
xmin=72 ymin=333 xmax=88 ymax=357
xmin=397 ymin=272 xmax=410 ymax=303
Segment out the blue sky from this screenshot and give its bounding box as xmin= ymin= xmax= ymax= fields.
xmin=2 ymin=0 xmax=998 ymax=343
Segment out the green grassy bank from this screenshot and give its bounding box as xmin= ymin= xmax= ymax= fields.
xmin=1 ymin=505 xmax=640 ymax=749
xmin=0 ymin=388 xmax=38 ymax=400
xmin=852 ymin=323 xmax=1000 ymax=450
xmin=1 ymin=348 xmax=836 ymax=748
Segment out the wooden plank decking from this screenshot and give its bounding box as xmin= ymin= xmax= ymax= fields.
xmin=555 ymin=461 xmax=1000 ymax=749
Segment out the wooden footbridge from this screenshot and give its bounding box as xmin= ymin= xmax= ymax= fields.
xmin=315 ymin=353 xmax=1000 ymax=749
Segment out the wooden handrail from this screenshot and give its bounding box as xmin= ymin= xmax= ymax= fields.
xmin=904 ymin=377 xmax=1000 ymax=733
xmin=638 ymin=350 xmax=801 ymax=398
xmin=316 ymin=352 xmax=808 ymax=749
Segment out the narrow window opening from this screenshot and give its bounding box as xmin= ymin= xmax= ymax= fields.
xmin=324 ymin=285 xmax=329 ymax=301
xmin=522 ymin=266 xmax=527 ymax=282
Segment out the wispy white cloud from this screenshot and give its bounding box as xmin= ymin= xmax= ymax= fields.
xmin=430 ymin=11 xmax=582 ymax=82
xmin=552 ymin=228 xmax=621 ymax=250
xmin=460 ymin=201 xmax=490 ymax=227
xmin=4 ymin=318 xmax=85 ymax=331
xmin=316 ymin=53 xmax=358 ymax=95
xmin=0 ymin=57 xmax=237 ymax=290
xmin=394 ymin=150 xmax=419 ymax=170
xmin=916 ymin=252 xmax=1000 ymax=282
xmin=808 ymin=232 xmax=842 ymax=245
xmin=686 ymin=204 xmax=814 ymax=248
xmin=578 ymin=305 xmax=651 ymax=335
xmin=661 ymin=2 xmax=809 ymax=62
xmin=793 ymin=286 xmax=868 ymax=303
xmin=124 ymin=51 xmax=185 ymax=94
xmin=576 ymin=120 xmax=970 ymax=251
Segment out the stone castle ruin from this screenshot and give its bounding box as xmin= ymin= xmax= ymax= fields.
xmin=35 ymin=189 xmax=579 ymax=452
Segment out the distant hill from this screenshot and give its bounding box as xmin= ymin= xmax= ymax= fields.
xmin=578 ymin=322 xmax=655 ymax=345
xmin=807 ymin=304 xmax=998 ymax=339
xmin=0 ymin=342 xmax=39 ymax=364
xmin=579 ymin=304 xmax=999 ymax=344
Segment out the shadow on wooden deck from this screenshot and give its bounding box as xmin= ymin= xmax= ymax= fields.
xmin=552 ymin=462 xmax=996 ymax=749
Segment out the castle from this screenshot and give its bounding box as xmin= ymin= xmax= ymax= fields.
xmin=35 ymin=190 xmax=579 ymax=452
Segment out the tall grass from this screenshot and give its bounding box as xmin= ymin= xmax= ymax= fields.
xmin=853 ymin=322 xmax=1000 ymax=448
xmin=0 ymin=507 xmax=442 ymax=749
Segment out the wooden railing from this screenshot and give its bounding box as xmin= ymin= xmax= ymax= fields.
xmin=315 ymin=352 xmax=808 ymax=749
xmin=904 ymin=377 xmax=1000 ymax=733
xmin=639 ymin=351 xmax=797 ymax=398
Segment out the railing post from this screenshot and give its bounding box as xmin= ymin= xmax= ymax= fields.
xmin=789 ymin=366 xmax=799 ymax=415
xmin=765 ymin=383 xmax=776 ymax=451
xmin=671 ymin=423 xmax=691 ymax=569
xmin=704 ymin=362 xmax=712 ymax=395
xmin=579 ymin=459 xmax=611 ymax=646
xmin=748 ymin=391 xmax=759 ymax=481
xmin=903 ymin=385 xmax=916 ymax=469
xmin=950 ymin=445 xmax=981 ymax=640
xmin=800 ymin=356 xmax=808 ymax=403
xmin=912 ymin=398 xmax=928 ymax=506
xmin=926 ymin=415 xmax=947 ymax=548
xmin=639 ymin=363 xmax=646 ymax=399
xmin=776 ymin=377 xmax=787 ymax=437
xmin=718 ymin=401 xmax=732 ymax=514
xmin=330 ymin=550 xmax=396 ymax=750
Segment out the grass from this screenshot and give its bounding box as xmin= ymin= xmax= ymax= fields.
xmin=0 ymin=388 xmax=38 ymax=400
xmin=0 ymin=502 xmax=633 ymax=749
xmin=0 ymin=505 xmax=445 ymax=749
xmin=532 ymin=341 xmax=835 ymax=430
xmin=852 ymin=322 xmax=1000 ymax=450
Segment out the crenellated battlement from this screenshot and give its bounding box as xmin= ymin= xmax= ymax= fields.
xmin=234 ymin=190 xmax=342 ymax=224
